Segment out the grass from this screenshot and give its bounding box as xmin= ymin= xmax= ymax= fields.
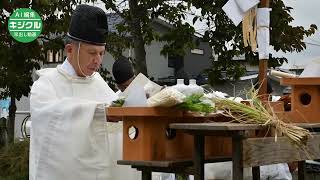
xmin=0 ymin=140 xmax=29 ymax=180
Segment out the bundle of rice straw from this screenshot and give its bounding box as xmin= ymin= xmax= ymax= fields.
xmin=242 ymin=6 xmax=257 ymax=52
xmin=214 ymin=88 xmax=311 ymax=146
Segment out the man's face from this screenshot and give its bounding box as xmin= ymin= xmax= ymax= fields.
xmin=117 ymin=77 xmax=134 ymax=92
xmin=67 ymin=42 xmax=105 ymax=76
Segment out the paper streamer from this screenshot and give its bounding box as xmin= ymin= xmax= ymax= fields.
xmin=257 ymin=8 xmax=271 ymax=60
xmin=257 ymin=8 xmax=270 ymax=27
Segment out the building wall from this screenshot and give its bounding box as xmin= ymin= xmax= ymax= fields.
xmin=102 ymin=20 xmax=212 ymax=80
xmin=184 ymin=41 xmax=213 ymax=78
xmin=145 ymin=41 xmax=174 ymax=80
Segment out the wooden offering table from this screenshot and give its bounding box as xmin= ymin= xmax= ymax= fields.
xmin=106 ymin=107 xmax=232 ymax=162
xmin=281 ymin=78 xmax=320 ymax=123
xmin=106 ymin=107 xmax=320 ymax=180
xmin=170 ymin=122 xmax=320 ymax=180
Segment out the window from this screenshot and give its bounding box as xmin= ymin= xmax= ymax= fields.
xmin=191 ymin=49 xmax=204 ymax=55
xmin=46 ymin=49 xmax=64 ymax=63
xmin=168 ymin=55 xmax=183 ymax=69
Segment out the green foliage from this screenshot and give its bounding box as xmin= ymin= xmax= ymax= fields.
xmin=160 ymin=22 xmax=196 ymax=57
xmin=0 ymin=140 xmax=29 ymax=180
xmin=190 ymin=0 xmax=317 ymax=84
xmin=102 ymin=0 xmax=197 ymax=69
xmin=175 ymin=174 xmax=188 ymax=180
xmin=0 ymin=41 xmax=42 ymax=100
xmin=176 ymin=94 xmax=214 ymax=113
xmin=106 ymin=32 xmax=131 ymax=59
xmin=98 ymin=67 xmax=117 ymax=91
xmin=0 ymin=0 xmax=99 ymax=143
xmin=102 ymin=0 xmax=317 ymax=84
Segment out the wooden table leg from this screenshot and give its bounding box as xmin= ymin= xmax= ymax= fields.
xmin=298 ymin=161 xmax=306 ymax=180
xmin=232 ymin=131 xmax=244 ymax=180
xmin=142 ymin=170 xmax=152 ymax=180
xmin=194 ymin=134 xmax=205 ymax=180
xmin=252 ymin=166 xmax=260 ymax=180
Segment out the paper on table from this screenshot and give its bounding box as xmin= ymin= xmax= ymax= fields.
xmin=119 ymin=73 xmax=162 ymax=98
xmin=123 ymin=84 xmax=147 ymax=107
xmin=119 ymin=73 xmax=149 ymax=98
xmin=144 ymin=81 xmax=162 ymax=97
xmin=222 ymin=0 xmax=259 ymax=26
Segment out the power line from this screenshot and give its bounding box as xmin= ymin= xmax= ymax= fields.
xmin=304 ymin=41 xmax=320 ymax=47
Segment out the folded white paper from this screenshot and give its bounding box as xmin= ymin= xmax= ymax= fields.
xmin=235 ymin=0 xmax=259 ymax=12
xmin=223 ymin=0 xmax=259 ymax=26
xmin=119 ymin=73 xmax=162 ymax=98
xmin=222 ymin=0 xmax=244 ymax=26
xmin=120 ymin=73 xmax=149 ymax=98
xmin=123 ymin=84 xmax=147 ymax=107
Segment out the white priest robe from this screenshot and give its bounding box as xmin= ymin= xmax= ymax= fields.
xmin=29 ymin=65 xmax=139 ymax=180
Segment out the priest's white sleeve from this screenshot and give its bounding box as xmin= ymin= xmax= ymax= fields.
xmin=30 ymin=76 xmax=113 ymax=180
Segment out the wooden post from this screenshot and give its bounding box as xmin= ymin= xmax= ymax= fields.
xmin=141 ymin=170 xmax=152 ymax=180
xmin=232 ymin=131 xmax=244 ymax=180
xmin=298 ymin=161 xmax=306 ymax=180
xmin=194 ymin=134 xmax=205 ymax=180
xmin=258 ymin=0 xmax=270 ymax=100
xmin=252 ymin=166 xmax=261 ymax=180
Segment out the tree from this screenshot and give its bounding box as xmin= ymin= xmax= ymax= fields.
xmin=102 ymin=0 xmax=196 ymax=76
xmin=0 ymin=0 xmax=99 ymax=143
xmin=189 ymin=0 xmax=317 ymax=84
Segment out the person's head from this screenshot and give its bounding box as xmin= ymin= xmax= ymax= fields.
xmin=112 ymin=56 xmax=135 ymax=91
xmin=65 ymin=4 xmax=108 ymax=77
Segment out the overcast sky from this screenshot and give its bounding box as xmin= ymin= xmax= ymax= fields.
xmin=275 ymin=0 xmax=320 ymax=69
xmin=94 ymin=0 xmax=320 ymax=69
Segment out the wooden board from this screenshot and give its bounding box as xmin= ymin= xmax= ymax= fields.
xmin=106 ymin=107 xmax=183 ymax=117
xmin=242 ymin=134 xmax=320 ymax=168
xmin=170 ymin=122 xmax=265 ymax=131
xmin=281 ymin=78 xmax=320 ymax=86
xmin=117 ymin=160 xmax=193 ymax=168
xmin=106 ymin=107 xmax=225 ymax=118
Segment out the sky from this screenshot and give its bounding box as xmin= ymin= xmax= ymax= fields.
xmin=184 ymin=0 xmax=320 ymax=69
xmin=94 ymin=0 xmax=320 ymax=69
xmin=275 ymin=0 xmax=320 ymax=69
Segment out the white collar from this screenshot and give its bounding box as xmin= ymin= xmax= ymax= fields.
xmin=61 ymin=58 xmax=77 ymax=77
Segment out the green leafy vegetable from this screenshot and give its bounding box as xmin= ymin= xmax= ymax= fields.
xmin=176 ymin=94 xmax=214 ymax=113
xmin=111 ymin=98 xmax=125 ymax=107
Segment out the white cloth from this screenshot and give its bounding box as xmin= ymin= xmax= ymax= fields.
xmin=29 ymin=65 xmax=139 ymax=180
xmin=61 ymin=58 xmax=77 ymax=77
xmin=204 ymin=162 xmax=292 ymax=180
